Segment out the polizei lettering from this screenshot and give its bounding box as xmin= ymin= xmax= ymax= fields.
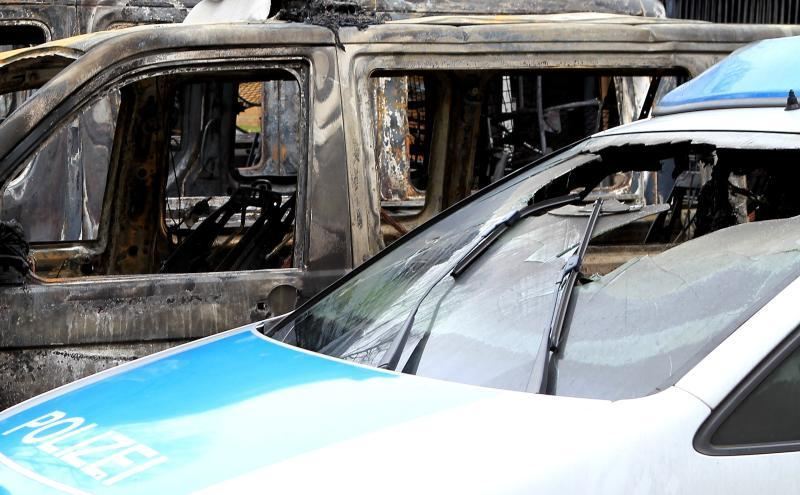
xmin=2 ymin=411 xmax=167 ymax=486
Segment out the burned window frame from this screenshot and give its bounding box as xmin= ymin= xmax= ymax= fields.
xmin=356 ymin=58 xmax=687 ymax=249
xmin=270 ymin=129 xmax=800 ymax=398
xmin=162 ymin=67 xmax=309 ymax=273
xmin=0 ymin=52 xmax=313 ymax=279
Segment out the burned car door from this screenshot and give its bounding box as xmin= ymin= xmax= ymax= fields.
xmin=0 ymin=29 xmax=348 ymax=407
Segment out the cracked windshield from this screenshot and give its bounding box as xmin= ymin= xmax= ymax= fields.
xmin=275 ymin=131 xmax=800 ymax=400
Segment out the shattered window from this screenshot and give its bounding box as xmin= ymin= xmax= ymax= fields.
xmin=279 ymin=131 xmax=800 ymax=400
xmin=0 ymin=93 xmax=120 ymax=243
xmin=555 ymin=218 xmax=800 ymax=400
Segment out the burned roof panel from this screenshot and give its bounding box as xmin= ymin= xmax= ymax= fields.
xmin=279 ymin=0 xmax=666 ymax=17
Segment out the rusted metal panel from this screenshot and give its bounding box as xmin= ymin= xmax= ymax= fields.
xmin=372 ymin=76 xmax=422 ymax=202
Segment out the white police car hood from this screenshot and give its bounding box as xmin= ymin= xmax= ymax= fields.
xmin=0 ymin=324 xmax=706 ymax=494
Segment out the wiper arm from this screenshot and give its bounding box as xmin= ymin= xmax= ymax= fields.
xmin=379 ymin=192 xmax=581 ymax=372
xmin=378 ymin=270 xmax=447 ymax=371
xmin=529 ymin=198 xmax=604 ymax=395
xmin=451 ymin=193 xmax=581 ymax=279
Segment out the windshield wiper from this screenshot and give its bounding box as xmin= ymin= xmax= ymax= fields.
xmin=528 ymin=198 xmax=603 ymax=395
xmin=378 ymin=192 xmax=582 ymax=372
xmin=451 ymin=193 xmax=581 ymax=279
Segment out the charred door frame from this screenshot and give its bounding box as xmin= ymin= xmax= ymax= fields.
xmin=17 ymin=56 xmax=314 ymax=276
xmin=0 ymin=42 xmax=349 ymax=405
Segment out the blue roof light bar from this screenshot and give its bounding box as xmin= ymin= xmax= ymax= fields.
xmin=655 ymin=35 xmax=800 ymax=116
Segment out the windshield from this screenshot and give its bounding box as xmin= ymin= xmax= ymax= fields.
xmin=275 ymin=130 xmax=800 ymax=400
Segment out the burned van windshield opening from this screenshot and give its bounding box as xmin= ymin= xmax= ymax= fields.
xmin=278 ymin=132 xmax=800 ymax=400
xmin=368 ymin=69 xmax=682 ymax=247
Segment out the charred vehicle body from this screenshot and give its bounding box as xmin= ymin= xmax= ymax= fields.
xmin=0 ymin=0 xmax=190 ymax=42
xmin=0 ymin=1 xmax=192 ymax=121
xmin=1 ymin=0 xmax=799 ymax=407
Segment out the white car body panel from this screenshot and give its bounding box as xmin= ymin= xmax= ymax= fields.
xmin=196 ymin=387 xmax=710 ymax=494
xmin=601 ymin=107 xmax=800 ymax=135
xmin=678 ymin=275 xmax=800 ymax=409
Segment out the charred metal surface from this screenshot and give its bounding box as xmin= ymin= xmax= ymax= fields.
xmin=78 ymin=1 xmax=190 ymax=34
xmin=278 ymin=0 xmax=390 ymax=46
xmin=0 ymin=342 xmax=179 ymax=410
xmin=0 ymin=1 xmax=191 ymax=45
xmin=442 ymin=76 xmax=484 ymax=209
xmin=279 ymin=0 xmax=667 ymax=17
xmin=0 ymin=269 xmax=311 ymax=347
xmin=103 ymin=79 xmax=170 ymax=275
xmin=0 ymin=36 xmax=349 ymax=405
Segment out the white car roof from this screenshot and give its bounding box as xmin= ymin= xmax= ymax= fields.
xmin=601 ymin=107 xmax=800 ymax=136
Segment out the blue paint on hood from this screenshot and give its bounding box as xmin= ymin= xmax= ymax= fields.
xmin=0 ymin=327 xmax=492 ymax=494
xmin=655 ymin=35 xmax=800 ymax=115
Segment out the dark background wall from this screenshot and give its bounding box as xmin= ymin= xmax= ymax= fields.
xmin=666 ymin=0 xmax=800 ymax=23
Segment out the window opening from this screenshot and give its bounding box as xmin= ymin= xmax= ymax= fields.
xmin=162 ymin=73 xmax=304 ymax=274
xmin=368 ymin=70 xmax=682 ymax=247
xmin=1 ymin=64 xmax=307 ymax=279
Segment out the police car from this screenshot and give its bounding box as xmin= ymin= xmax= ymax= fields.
xmin=3 ymin=36 xmax=800 ymax=494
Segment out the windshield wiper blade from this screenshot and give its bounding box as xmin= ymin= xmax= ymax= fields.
xmin=451 ymin=193 xmax=581 ymax=279
xmin=378 ymin=271 xmax=447 ymax=371
xmin=378 ymin=192 xmax=581 ymax=372
xmin=529 ymin=198 xmax=604 ymax=395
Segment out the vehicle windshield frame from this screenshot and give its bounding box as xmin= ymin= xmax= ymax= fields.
xmin=268 ymin=127 xmax=800 ymax=399
xmin=266 ymin=138 xmax=590 ymax=334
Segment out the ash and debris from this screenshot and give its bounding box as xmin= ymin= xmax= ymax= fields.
xmin=277 ymin=0 xmax=389 ymax=48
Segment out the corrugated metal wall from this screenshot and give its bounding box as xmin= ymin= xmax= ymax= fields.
xmin=667 ymin=0 xmax=800 ymax=24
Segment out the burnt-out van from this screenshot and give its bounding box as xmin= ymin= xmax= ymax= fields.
xmin=0 ymin=0 xmax=798 ymax=407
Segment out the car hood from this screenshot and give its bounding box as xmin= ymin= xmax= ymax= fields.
xmin=0 ymin=325 xmax=701 ymax=494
